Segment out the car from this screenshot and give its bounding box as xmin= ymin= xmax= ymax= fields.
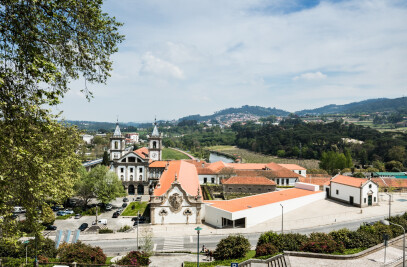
xmin=112 ymin=212 xmax=119 ymax=218
xmin=131 ymin=215 xmax=146 ymax=222
xmin=64 ymin=209 xmax=74 ymax=214
xmin=45 ymin=225 xmax=57 ymax=230
xmin=11 ymin=213 xmax=19 ymax=220
xmin=56 ymin=211 xmax=67 ymax=216
xmin=74 ymin=214 xmax=82 ymax=219
xmin=122 ymin=203 xmax=128 ymax=208
xmin=78 ymin=223 xmax=88 ymax=231
xmin=105 ymin=204 xmax=113 ymax=211
xmin=363 ymin=221 xmax=377 ymax=226
xmin=51 ymin=204 xmax=64 ymax=211
xmin=98 ymin=219 xmax=107 ymax=225
xmin=123 ymin=197 xmax=129 ymax=202
xmin=136 ymin=196 xmax=142 ymax=201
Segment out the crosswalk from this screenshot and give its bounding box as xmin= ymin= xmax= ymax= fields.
xmin=162 ymin=236 xmax=184 ymax=251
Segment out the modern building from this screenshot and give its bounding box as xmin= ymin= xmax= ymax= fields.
xmin=324 ymin=175 xmax=379 ymax=207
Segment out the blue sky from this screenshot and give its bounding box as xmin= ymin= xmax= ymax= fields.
xmin=56 ymin=0 xmax=407 ymax=122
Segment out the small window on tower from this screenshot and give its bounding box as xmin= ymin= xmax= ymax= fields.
xmin=139 ymin=175 xmax=142 ymax=181
xmin=139 ymin=168 xmax=142 ymax=173
xmin=121 ymin=168 xmax=124 ymax=173
xmin=115 ymin=141 xmax=118 ymax=149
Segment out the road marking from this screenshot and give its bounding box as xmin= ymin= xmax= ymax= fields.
xmin=163 ymin=237 xmax=184 ymax=251
xmin=153 ymin=243 xmax=157 ymax=251
xmin=190 ymin=236 xmax=193 ymax=243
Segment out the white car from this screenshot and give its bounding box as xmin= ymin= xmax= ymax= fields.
xmin=64 ymin=209 xmax=74 ymax=214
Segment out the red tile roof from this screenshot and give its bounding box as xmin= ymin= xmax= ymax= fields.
xmin=330 ymin=175 xmax=368 ymax=188
xmin=149 ymin=161 xmax=168 ymax=168
xmin=372 ymin=178 xmax=407 ymax=188
xmin=226 ymin=163 xmax=267 ymax=170
xmin=222 ymin=176 xmax=276 ymax=185
xmin=134 ymin=147 xmax=149 ymax=159
xmin=299 ymin=176 xmax=332 ymax=186
xmin=206 ymin=188 xmax=321 ymax=212
xmin=153 ymin=161 xmax=202 ymax=197
xmin=279 ymin=164 xmax=306 ymax=171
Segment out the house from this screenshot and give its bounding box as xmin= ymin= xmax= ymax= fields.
xmin=298 ymin=174 xmax=332 ymax=190
xmin=222 ymin=176 xmax=276 ymax=195
xmin=324 ymin=175 xmax=379 ymax=207
xmin=82 ymin=134 xmax=94 ymax=144
xmin=278 ymin=164 xmax=307 ymax=177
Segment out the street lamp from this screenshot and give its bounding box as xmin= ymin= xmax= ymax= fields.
xmin=381 ymin=220 xmax=405 ymax=267
xmin=137 ymin=211 xmax=139 ymax=250
xmin=280 ymin=204 xmax=284 ymax=234
xmin=195 ymin=226 xmax=202 ymax=267
xmin=385 ymin=193 xmax=391 ymax=219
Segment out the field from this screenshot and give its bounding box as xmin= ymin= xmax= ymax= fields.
xmin=207 ymin=145 xmax=320 ymax=169
xmin=121 ymin=201 xmax=149 ymax=216
xmin=162 ymin=147 xmax=191 ymax=160
xmin=352 ymin=121 xmax=407 ymax=133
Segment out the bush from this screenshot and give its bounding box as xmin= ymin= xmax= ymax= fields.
xmin=99 ymin=228 xmax=114 ymax=234
xmin=116 ymin=251 xmax=151 ymax=266
xmin=279 ymin=233 xmax=308 ymax=252
xmin=347 ymin=231 xmax=378 ymax=249
xmin=329 ymin=229 xmax=352 ymax=249
xmin=0 ymin=238 xmax=21 ymax=257
xmin=57 ymin=241 xmax=106 ymax=264
xmin=257 ymin=231 xmax=281 ymax=250
xmin=300 ymin=239 xmax=344 ymax=254
xmin=118 ymin=225 xmax=131 ymax=232
xmin=255 ymin=243 xmax=278 ymax=257
xmin=213 ymin=234 xmax=250 ymax=260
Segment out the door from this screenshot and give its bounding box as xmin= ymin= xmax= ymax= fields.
xmin=368 ymin=195 xmax=372 ymax=206
xmin=325 ymin=188 xmax=330 ymax=198
xmin=137 ymin=184 xmax=144 ymax=195
xmin=349 ymin=196 xmax=354 ymax=205
xmin=128 ymin=185 xmax=135 ymax=195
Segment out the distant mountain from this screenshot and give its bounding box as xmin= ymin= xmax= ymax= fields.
xmin=295 ymin=97 xmax=407 ymax=115
xmin=178 ymin=105 xmax=290 ymax=122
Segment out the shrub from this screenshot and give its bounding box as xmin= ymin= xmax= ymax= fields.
xmin=255 ymin=243 xmax=278 ymax=257
xmin=257 ymin=231 xmax=281 ymax=250
xmin=213 ymin=234 xmax=250 ymax=260
xmin=300 ymin=239 xmax=344 ymax=254
xmin=99 ymin=228 xmax=114 ymax=234
xmin=116 ymin=251 xmax=151 ymax=266
xmin=0 ymin=238 xmax=21 ymax=257
xmin=118 ymin=225 xmax=131 ymax=232
xmin=329 ymin=229 xmax=352 ymax=248
xmin=57 ymin=241 xmax=106 ymax=264
xmin=347 ymin=231 xmax=378 ymax=249
xmin=279 ymin=233 xmax=308 ymax=252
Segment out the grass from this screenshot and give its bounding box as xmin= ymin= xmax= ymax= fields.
xmin=55 ymin=214 xmax=73 ymax=220
xmin=332 ymin=247 xmax=366 ymax=255
xmin=121 ymin=201 xmax=149 ymax=216
xmin=183 ymin=250 xmax=256 ymax=267
xmin=106 ymin=257 xmax=114 ymax=264
xmin=162 ymin=148 xmax=191 ymax=160
xmin=207 ymin=146 xmax=320 ymax=169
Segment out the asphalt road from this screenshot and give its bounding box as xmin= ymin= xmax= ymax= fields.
xmin=83 ymin=213 xmax=400 ymax=255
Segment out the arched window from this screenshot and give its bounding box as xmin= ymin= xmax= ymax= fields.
xmin=139 ymin=175 xmax=142 ymax=181
xmin=130 ymin=175 xmax=133 ymax=181
xmin=114 ymin=141 xmax=118 ymax=149
xmin=153 ymin=141 xmax=157 ymax=149
xmin=120 ymin=175 xmax=124 ymax=181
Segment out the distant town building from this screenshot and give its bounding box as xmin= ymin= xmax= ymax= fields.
xmin=82 ymin=134 xmax=94 ymax=144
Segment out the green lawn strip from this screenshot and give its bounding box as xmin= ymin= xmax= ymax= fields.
xmin=55 ymin=214 xmax=74 ymax=220
xmin=162 ymin=148 xmax=191 ymax=160
xmin=183 ymin=250 xmax=255 ymax=267
xmin=121 ymin=201 xmax=148 ymax=216
xmin=106 ymin=257 xmax=114 ymax=264
xmin=331 ymin=247 xmax=366 ymax=255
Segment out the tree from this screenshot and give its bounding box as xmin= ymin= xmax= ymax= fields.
xmin=140 ymin=227 xmax=154 ymax=257
xmin=387 ymin=146 xmax=406 ymax=163
xmin=213 ymin=234 xmax=250 ymax=260
xmin=0 ymin=1 xmax=123 ymax=240
xmin=102 ymin=151 xmax=110 ymax=166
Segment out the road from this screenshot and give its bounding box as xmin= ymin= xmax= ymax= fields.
xmin=83 ymin=213 xmax=396 ymax=255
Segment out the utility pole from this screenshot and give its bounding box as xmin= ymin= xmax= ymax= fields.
xmin=137 ymin=211 xmax=139 ymax=250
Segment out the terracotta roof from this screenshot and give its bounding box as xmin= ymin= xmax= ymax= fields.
xmin=207 ymin=161 xmax=227 ymax=172
xmin=222 ymin=176 xmax=276 ymax=185
xmin=372 ymin=178 xmax=407 ymax=188
xmin=206 ymin=188 xmax=321 ymax=212
xmin=149 ymin=161 xmax=168 ymax=168
xmin=184 ymin=159 xmax=208 ymax=168
xmin=279 ymin=164 xmax=306 ymax=171
xmin=196 ymin=167 xmax=216 ymax=175
xmin=226 ymin=163 xmax=267 ymax=170
xmin=299 ymin=176 xmax=331 ymax=186
xmin=330 ymin=175 xmax=368 ymax=188
xmin=134 ymin=147 xmax=149 ymax=159
xmin=153 ymin=161 xmax=201 ymax=197
xmin=265 ymin=162 xmax=285 ymax=171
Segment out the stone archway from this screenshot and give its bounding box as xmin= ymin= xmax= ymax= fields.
xmin=137 ymin=184 xmax=144 ymax=195
xmin=128 ymin=184 xmax=135 ymax=195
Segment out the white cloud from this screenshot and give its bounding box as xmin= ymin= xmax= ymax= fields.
xmin=293 ymin=71 xmax=327 ymax=81
xmin=139 ymin=52 xmax=185 ymax=79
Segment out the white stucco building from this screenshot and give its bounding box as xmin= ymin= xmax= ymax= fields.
xmin=324 ymin=175 xmax=379 ymax=207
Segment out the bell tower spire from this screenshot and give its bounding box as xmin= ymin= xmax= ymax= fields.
xmin=148 ymin=117 xmax=162 ymax=161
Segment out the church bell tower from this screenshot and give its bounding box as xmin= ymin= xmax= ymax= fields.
xmin=148 ymin=118 xmax=162 ymax=161
xmin=110 ymin=121 xmax=125 ymax=161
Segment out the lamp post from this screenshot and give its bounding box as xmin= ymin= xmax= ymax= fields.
xmin=195 ymin=226 xmax=202 ymax=267
xmin=280 ymin=204 xmax=284 ymax=234
xmin=385 ymin=193 xmax=391 ymax=219
xmin=381 ymin=220 xmax=405 ymax=267
xmin=137 ymin=211 xmax=139 ymax=250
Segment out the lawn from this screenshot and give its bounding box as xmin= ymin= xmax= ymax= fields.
xmin=207 ymin=146 xmax=320 ymax=169
xmin=183 ymin=250 xmax=256 ymax=267
xmin=121 ymin=201 xmax=149 ymax=216
xmin=162 ymin=148 xmax=191 ymax=160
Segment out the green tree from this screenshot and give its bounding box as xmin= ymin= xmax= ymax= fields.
xmin=387 ymin=146 xmax=406 ymax=163
xmin=213 ymin=234 xmax=250 ymax=260
xmin=373 ymin=160 xmax=386 ymax=172
xmin=102 ymin=151 xmax=110 ymax=166
xmin=0 ymin=1 xmax=123 ymax=240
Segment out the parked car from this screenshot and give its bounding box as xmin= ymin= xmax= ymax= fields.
xmin=136 ymin=196 xmax=142 ymax=201
xmin=74 ymin=214 xmax=82 ymax=219
xmin=51 ymin=204 xmax=64 ymax=211
xmin=123 ymin=197 xmax=129 ymax=202
xmin=131 ymin=216 xmax=146 ymax=222
xmin=45 ymin=225 xmax=57 ymax=230
xmin=98 ymin=219 xmax=107 ymax=225
xmin=64 ymin=209 xmax=74 ymax=214
xmin=122 ymin=203 xmax=128 ymax=208
xmin=112 ymin=212 xmax=119 ymax=218
xmin=78 ymin=223 xmax=88 ymax=231
xmin=13 ymin=206 xmax=26 ymax=213
xmin=56 ymin=211 xmax=67 ymax=216
xmin=105 ymin=204 xmax=113 ymax=211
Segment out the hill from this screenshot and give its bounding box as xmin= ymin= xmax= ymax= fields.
xmin=296 ymin=97 xmax=407 ymax=115
xmin=179 ymin=105 xmax=290 ymax=122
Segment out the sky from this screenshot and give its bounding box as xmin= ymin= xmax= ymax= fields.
xmin=56 ymin=0 xmax=407 ymax=122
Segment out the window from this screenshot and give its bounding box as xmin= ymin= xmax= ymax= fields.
xmin=204 ymin=178 xmax=207 ymax=183
xmin=229 ymin=188 xmax=232 ymax=191
xmin=281 ymin=179 xmax=284 ymax=185
xmin=364 ymin=198 xmax=366 ymax=203
xmin=121 ymin=168 xmax=124 ymax=173
xmin=139 ymin=168 xmax=142 ymax=173
xmin=153 ymin=141 xmax=157 ymax=149
xmin=120 ymin=175 xmax=124 ymax=181
xmin=130 ymin=168 xmax=133 ymax=173
xmin=286 ymin=179 xmax=289 ymax=185
xmin=211 ymin=178 xmax=215 ymax=183
xmin=369 ymin=184 xmax=372 ymax=188
xmin=238 ymin=187 xmax=242 ymax=191
xmin=336 ymin=190 xmax=339 ymax=195
xmin=114 ymin=141 xmax=118 ymax=149
xmin=277 ymin=179 xmax=280 ymax=185
xmin=139 ymin=175 xmax=142 ymax=181
xmin=130 ymin=175 xmax=133 ymax=181
xmin=299 ymin=171 xmax=302 ymax=174
xmin=374 ymin=197 xmax=376 ymax=202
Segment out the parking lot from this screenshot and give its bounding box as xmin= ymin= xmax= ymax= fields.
xmin=51 ymin=195 xmax=149 ymax=233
